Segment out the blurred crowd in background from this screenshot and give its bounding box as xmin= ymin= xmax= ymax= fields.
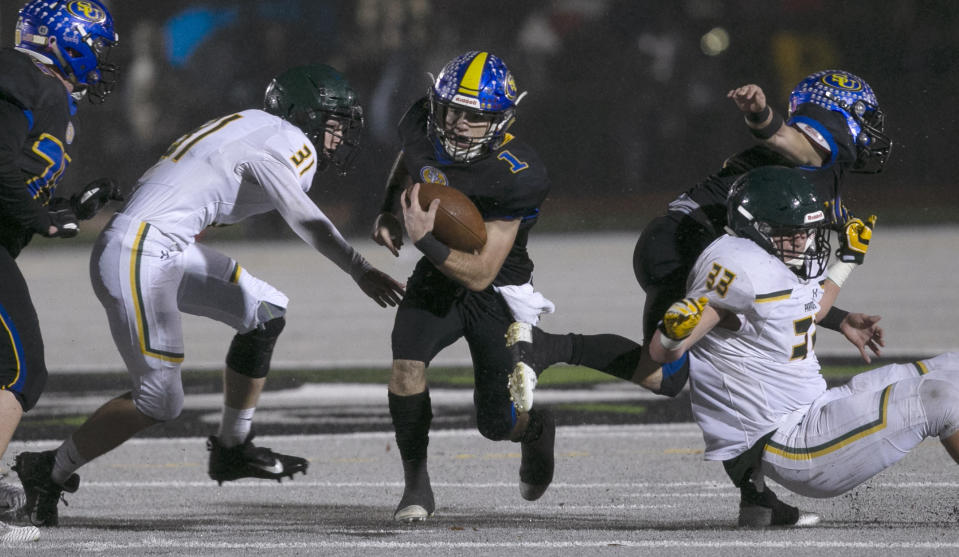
xmin=2 ymin=0 xmax=956 ymax=239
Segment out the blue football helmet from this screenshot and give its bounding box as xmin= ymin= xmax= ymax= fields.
xmin=15 ymin=0 xmax=119 ymax=102
xmin=428 ymin=51 xmax=522 ymax=163
xmin=787 ymin=70 xmax=891 ymax=173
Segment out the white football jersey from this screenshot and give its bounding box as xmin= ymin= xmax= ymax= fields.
xmin=119 ymin=109 xmax=364 ymax=276
xmin=123 ymin=109 xmax=320 ymax=243
xmin=685 ymin=234 xmax=828 ymax=461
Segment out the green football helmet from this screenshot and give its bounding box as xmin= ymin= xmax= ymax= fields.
xmin=726 ymin=166 xmax=831 ymax=279
xmin=264 ymin=64 xmax=364 ymax=174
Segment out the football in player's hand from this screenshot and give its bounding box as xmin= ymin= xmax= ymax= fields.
xmin=411 ymin=182 xmax=487 ymax=252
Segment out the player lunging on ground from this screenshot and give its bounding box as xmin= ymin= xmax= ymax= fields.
xmin=650 ymin=166 xmax=958 ymax=527
xmin=14 ymin=64 xmax=404 ymax=527
xmin=506 ymin=69 xmax=889 ymax=406
xmin=371 ymin=51 xmax=555 ymax=522
xmin=0 ymin=0 xmax=119 ymax=543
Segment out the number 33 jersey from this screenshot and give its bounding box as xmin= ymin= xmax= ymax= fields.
xmin=121 ymin=109 xmax=319 ymax=247
xmin=684 ymin=234 xmax=828 ymax=461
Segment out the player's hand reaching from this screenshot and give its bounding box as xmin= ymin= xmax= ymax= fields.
xmin=839 ymin=312 xmax=884 ymax=363
xmin=836 ymin=214 xmax=877 ymax=265
xmin=43 ymin=209 xmax=79 ymax=238
xmin=372 ymin=211 xmax=404 ymax=256
xmin=400 ymin=183 xmax=439 ymax=244
xmin=71 ymin=177 xmax=123 ymax=220
xmin=659 ymin=296 xmax=709 ymax=351
xmin=727 ymin=84 xmax=768 ymax=115
xmin=354 ymin=267 xmax=405 ymax=307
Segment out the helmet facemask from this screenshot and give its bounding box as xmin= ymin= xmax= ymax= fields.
xmin=822 ymin=90 xmax=892 ymax=174
xmin=757 ymin=221 xmax=831 ymax=280
xmin=428 ymin=91 xmax=514 ymax=163
xmin=312 ymin=106 xmax=364 ymax=175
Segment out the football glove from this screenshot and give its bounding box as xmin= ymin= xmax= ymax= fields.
xmin=71 ymin=177 xmax=123 ymax=220
xmin=659 ymin=296 xmax=709 ymax=351
xmin=45 ymin=209 xmax=79 ymax=238
xmin=823 ymin=196 xmax=851 ymax=229
xmin=836 ymin=214 xmax=877 ymax=265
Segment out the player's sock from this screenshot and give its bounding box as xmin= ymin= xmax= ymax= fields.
xmin=52 ymin=437 xmax=87 ymax=485
xmin=217 ymin=406 xmax=256 ymax=448
xmin=569 ymin=334 xmax=643 ymax=381
xmin=389 ymin=390 xmax=432 ymax=460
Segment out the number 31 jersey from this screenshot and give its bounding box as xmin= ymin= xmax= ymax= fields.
xmin=684 ymin=234 xmax=828 ymax=461
xmin=122 ymin=109 xmax=319 ymax=248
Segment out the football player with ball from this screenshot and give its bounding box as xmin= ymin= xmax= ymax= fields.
xmin=371 ymin=51 xmax=556 ymax=522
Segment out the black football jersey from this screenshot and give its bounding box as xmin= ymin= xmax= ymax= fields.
xmin=0 ymin=48 xmax=78 ymax=257
xmin=398 ymin=98 xmax=550 ymax=286
xmin=676 ymin=111 xmax=850 ymax=241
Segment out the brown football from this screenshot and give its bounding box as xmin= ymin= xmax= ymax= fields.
xmin=410 ymin=182 xmax=487 ymax=252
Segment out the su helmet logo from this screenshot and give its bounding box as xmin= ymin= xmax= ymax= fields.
xmin=821 ymin=72 xmax=863 ymax=92
xmin=66 ymin=1 xmax=107 ymax=23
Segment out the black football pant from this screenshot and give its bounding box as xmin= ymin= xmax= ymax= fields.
xmin=391 ymin=259 xmax=517 ymax=441
xmin=0 ymin=246 xmax=48 ymax=411
xmin=633 ymin=211 xmax=715 ymax=344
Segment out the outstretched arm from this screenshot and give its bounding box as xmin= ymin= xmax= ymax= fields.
xmin=245 ymin=159 xmax=404 ymax=307
xmin=727 ymin=84 xmax=827 ymax=167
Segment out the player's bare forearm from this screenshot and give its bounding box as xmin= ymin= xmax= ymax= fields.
xmin=816 ymin=279 xmax=841 ymax=321
xmin=434 ymin=219 xmax=516 ymax=291
xmin=763 ymin=124 xmax=827 ymax=167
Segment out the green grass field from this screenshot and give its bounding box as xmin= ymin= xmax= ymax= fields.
xmin=45 ymin=363 xmax=877 ymax=395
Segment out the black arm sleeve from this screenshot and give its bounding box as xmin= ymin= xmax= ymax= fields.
xmin=0 ymin=99 xmax=50 ymax=234
xmin=379 ymin=151 xmax=409 ymax=214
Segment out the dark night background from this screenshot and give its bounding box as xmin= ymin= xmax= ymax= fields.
xmin=3 ymin=0 xmax=955 ymax=240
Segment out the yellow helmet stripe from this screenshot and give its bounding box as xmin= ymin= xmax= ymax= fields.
xmin=457 ymin=52 xmax=488 ymax=96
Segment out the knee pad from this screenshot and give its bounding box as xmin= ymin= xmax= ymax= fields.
xmin=919 ymin=378 xmax=959 ymax=439
xmin=132 ymin=382 xmax=184 ymax=422
xmin=226 ymin=315 xmax=286 ymax=378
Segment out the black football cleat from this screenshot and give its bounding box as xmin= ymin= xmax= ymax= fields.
xmin=738 ymin=481 xmax=821 ymax=527
xmin=207 ymin=434 xmax=308 ymax=485
xmin=518 ymin=408 xmax=555 ymax=501
xmin=393 ymin=458 xmax=435 ymax=522
xmin=13 ymin=451 xmax=79 ymax=527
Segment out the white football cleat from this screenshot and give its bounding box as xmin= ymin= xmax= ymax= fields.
xmin=508 ymin=362 xmax=538 ymax=414
xmin=0 ymin=521 xmax=40 ymax=544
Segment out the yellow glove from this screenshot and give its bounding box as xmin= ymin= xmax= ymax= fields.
xmin=837 ymin=214 xmax=877 ymax=264
xmin=659 ymin=296 xmax=709 ymax=350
